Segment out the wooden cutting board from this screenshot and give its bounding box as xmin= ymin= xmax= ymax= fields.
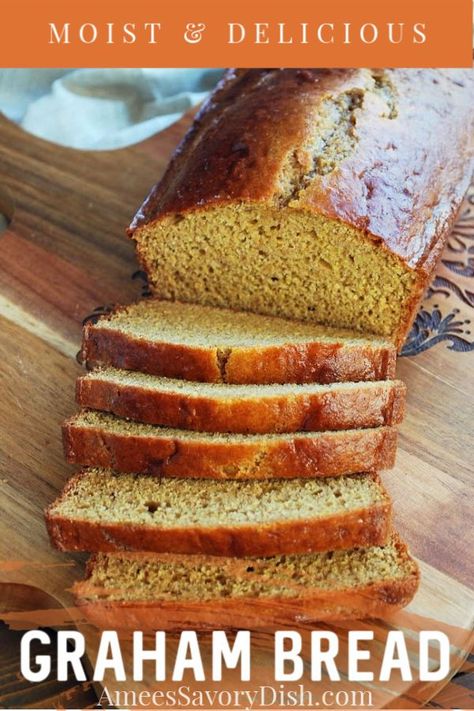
xmin=0 ymin=113 xmax=472 ymax=708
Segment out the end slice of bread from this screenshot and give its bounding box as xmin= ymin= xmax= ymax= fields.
xmin=76 ymin=369 xmax=406 ymax=434
xmin=45 ymin=470 xmax=392 ymax=557
xmin=82 ymin=299 xmax=396 ymax=384
xmin=63 ymin=410 xmax=398 ymax=479
xmin=73 ymin=533 xmax=419 ymax=629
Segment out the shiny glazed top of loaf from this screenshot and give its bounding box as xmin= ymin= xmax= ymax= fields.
xmin=129 ymin=67 xmax=474 ymax=274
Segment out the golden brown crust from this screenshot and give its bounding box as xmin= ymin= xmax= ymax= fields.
xmin=225 ymin=341 xmax=397 ymax=384
xmin=82 ymin=319 xmax=221 ymax=382
xmin=75 ymin=576 xmax=419 ymax=631
xmin=45 ymin=474 xmax=392 ymax=557
xmin=46 ymin=506 xmax=391 ymax=557
xmin=63 ymin=418 xmax=397 ymax=479
xmin=129 ymin=69 xmax=473 ymax=347
xmin=82 ymin=306 xmax=397 ymax=384
xmin=130 ymin=69 xmax=473 ymax=272
xmin=80 ymin=532 xmax=414 ymax=580
xmin=73 ymin=537 xmax=420 ymax=630
xmin=75 ymin=376 xmax=406 ymax=434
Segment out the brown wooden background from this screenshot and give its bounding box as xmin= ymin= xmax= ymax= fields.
xmin=0 ymin=113 xmax=472 ymax=708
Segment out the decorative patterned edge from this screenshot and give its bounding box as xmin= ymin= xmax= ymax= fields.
xmin=401 ymin=189 xmax=474 ymax=357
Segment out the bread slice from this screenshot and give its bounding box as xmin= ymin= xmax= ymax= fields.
xmin=81 ymin=299 xmax=396 ymax=384
xmin=45 ymin=470 xmax=391 ymax=557
xmin=76 ymin=369 xmax=406 ymax=434
xmin=73 ymin=533 xmax=419 ymax=630
xmin=64 ymin=410 xmax=398 ymax=479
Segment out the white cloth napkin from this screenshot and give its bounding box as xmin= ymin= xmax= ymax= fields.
xmin=0 ymin=68 xmax=223 ymax=150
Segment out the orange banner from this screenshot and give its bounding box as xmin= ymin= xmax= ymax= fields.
xmin=0 ymin=0 xmax=472 ymax=68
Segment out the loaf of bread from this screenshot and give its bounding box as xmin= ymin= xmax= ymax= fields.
xmin=129 ymin=69 xmax=474 ymax=347
xmin=82 ymin=299 xmax=396 ymax=384
xmin=46 ymin=469 xmax=391 ymax=556
xmin=76 ymin=368 xmax=405 ymax=434
xmin=73 ymin=533 xmax=419 ymax=630
xmin=64 ymin=410 xmax=397 ymax=479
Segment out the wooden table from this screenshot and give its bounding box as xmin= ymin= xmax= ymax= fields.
xmin=0 ymin=112 xmax=472 ymax=709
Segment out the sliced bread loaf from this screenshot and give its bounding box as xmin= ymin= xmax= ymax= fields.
xmin=81 ymin=299 xmax=396 ymax=384
xmin=46 ymin=470 xmax=391 ymax=557
xmin=76 ymin=369 xmax=406 ymax=434
xmin=73 ymin=533 xmax=419 ymax=629
xmin=128 ymin=69 xmax=473 ymax=347
xmin=64 ymin=410 xmax=398 ymax=479
xmin=129 ymin=68 xmax=474 ymax=345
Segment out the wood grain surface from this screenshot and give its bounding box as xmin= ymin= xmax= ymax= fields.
xmin=0 ymin=113 xmax=472 ymax=709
